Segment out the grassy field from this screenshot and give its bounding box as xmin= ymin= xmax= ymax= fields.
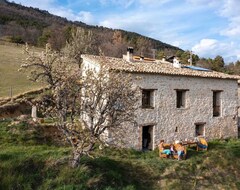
xmin=0 ymin=118 xmax=240 ymax=190
xmin=0 ymin=43 xmax=43 ymax=98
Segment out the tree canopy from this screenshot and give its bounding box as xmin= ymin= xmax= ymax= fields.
xmin=20 ymin=28 xmax=139 ymax=167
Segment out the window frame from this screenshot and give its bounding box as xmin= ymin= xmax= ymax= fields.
xmin=141 ymin=89 xmax=155 ymax=109
xmin=212 ymin=90 xmax=222 ymax=117
xmin=195 ymin=122 xmax=206 ymax=137
xmin=175 ymin=89 xmax=189 ymax=109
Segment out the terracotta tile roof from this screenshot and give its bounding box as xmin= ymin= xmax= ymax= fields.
xmin=81 ymin=54 xmax=240 ymax=80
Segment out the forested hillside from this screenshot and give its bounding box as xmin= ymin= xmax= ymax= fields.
xmin=1 ymin=0 xmax=240 ymax=73
xmin=0 ymin=0 xmax=180 ymax=58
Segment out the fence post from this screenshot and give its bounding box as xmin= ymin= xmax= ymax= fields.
xmin=31 ymin=105 xmax=37 ymax=122
xmin=10 ymin=86 xmax=13 ymax=102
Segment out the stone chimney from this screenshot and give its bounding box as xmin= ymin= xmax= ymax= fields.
xmin=126 ymin=47 xmax=134 ymax=62
xmin=173 ymin=57 xmax=181 ymax=68
xmin=162 ymin=56 xmax=166 ymax=62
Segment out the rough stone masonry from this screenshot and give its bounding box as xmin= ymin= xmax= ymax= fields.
xmin=81 ymin=53 xmax=239 ymax=151
xmin=128 ymin=73 xmax=238 ymax=150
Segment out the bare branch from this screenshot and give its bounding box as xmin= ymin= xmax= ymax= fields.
xmin=20 ymin=28 xmax=138 ymax=168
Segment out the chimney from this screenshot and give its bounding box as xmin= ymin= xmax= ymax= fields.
xmin=188 ymin=50 xmax=193 ymax=66
xmin=162 ymin=56 xmax=166 ymax=62
xmin=173 ymin=57 xmax=181 ymax=68
xmin=126 ymin=47 xmax=134 ymax=62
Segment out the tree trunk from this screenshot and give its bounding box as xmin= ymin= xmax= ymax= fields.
xmin=71 ymin=151 xmax=82 ymax=168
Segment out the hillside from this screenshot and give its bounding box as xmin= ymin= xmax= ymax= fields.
xmin=0 ymin=118 xmax=240 ymax=189
xmin=0 ymin=0 xmax=182 ymax=98
xmin=0 ymin=0 xmax=181 ymax=58
xmin=0 ymin=42 xmax=43 ymax=97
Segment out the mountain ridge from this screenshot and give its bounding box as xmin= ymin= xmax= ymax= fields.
xmin=0 ymin=0 xmax=181 ymax=57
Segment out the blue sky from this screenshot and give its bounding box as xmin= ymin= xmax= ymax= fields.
xmin=14 ymin=0 xmax=240 ymax=63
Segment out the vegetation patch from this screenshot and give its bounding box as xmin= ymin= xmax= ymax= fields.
xmin=0 ymin=119 xmax=240 ymax=189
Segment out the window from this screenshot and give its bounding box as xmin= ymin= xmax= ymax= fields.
xmin=176 ymin=90 xmax=188 ymax=108
xmin=195 ymin=123 xmax=205 ymax=136
xmin=213 ymin=91 xmax=221 ymax=117
xmin=142 ymin=89 xmax=154 ymax=108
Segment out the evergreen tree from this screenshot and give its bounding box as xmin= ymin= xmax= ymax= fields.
xmin=212 ymin=55 xmax=224 ymax=72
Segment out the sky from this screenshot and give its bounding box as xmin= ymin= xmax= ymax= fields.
xmin=14 ymin=0 xmax=240 ymax=63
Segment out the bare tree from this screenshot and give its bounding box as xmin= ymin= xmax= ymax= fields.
xmin=64 ymin=27 xmax=97 ymax=68
xmin=73 ymin=66 xmax=138 ymax=167
xmin=20 ymin=30 xmax=139 ymax=167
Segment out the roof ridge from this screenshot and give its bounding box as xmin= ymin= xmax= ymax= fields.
xmin=81 ymin=54 xmax=240 ymax=80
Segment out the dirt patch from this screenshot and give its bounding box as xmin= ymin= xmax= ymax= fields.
xmin=0 ymin=87 xmax=49 ymax=119
xmin=39 ymin=124 xmax=67 ymax=145
xmin=0 ymin=102 xmax=31 ymax=119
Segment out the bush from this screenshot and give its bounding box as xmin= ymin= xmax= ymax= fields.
xmin=10 ymin=36 xmax=25 ymax=44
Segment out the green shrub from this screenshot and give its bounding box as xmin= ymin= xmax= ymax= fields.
xmin=10 ymin=36 xmax=25 ymax=44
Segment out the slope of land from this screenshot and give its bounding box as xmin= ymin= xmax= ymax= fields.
xmin=0 ymin=118 xmax=240 ymax=190
xmin=0 ymin=0 xmax=182 ymax=98
xmin=0 ymin=42 xmax=43 ymax=97
xmin=0 ymin=0 xmax=181 ymax=58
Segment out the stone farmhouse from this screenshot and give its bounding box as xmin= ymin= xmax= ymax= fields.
xmin=81 ymin=48 xmax=240 ymax=151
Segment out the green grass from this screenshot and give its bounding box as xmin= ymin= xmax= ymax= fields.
xmin=0 ymin=43 xmax=43 ymax=98
xmin=0 ymin=119 xmax=240 ymax=190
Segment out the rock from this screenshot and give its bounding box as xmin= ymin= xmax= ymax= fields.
xmin=17 ymin=114 xmax=29 ymax=121
xmin=8 ymin=120 xmax=21 ymax=126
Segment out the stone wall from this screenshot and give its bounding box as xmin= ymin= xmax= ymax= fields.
xmin=126 ymin=73 xmax=238 ymax=150
xmin=238 ymin=84 xmax=240 ymax=117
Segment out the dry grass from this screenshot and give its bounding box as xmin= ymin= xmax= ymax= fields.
xmin=0 ymin=43 xmax=43 ymax=98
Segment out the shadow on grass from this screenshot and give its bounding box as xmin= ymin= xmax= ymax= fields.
xmin=231 ymin=146 xmax=240 ymax=157
xmin=82 ymin=156 xmax=158 ymax=190
xmin=0 ymin=152 xmax=16 ymax=161
xmin=0 ymin=158 xmax=45 ymax=190
xmin=185 ymin=147 xmax=205 ymax=160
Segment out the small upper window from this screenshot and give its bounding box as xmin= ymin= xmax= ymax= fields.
xmin=142 ymin=89 xmax=154 ymax=108
xmin=176 ymin=90 xmax=188 ymax=108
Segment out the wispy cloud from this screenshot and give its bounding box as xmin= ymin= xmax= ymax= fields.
xmin=13 ymin=0 xmax=240 ymax=63
xmin=99 ymin=0 xmax=135 ymax=8
xmin=14 ymin=0 xmax=56 ymax=11
xmin=76 ymin=11 xmax=94 ymax=24
xmin=14 ymin=0 xmax=96 ymax=24
xmin=99 ymin=0 xmax=215 ymax=48
xmin=218 ymin=0 xmax=240 ymax=37
xmin=192 ymin=39 xmax=219 ymax=57
xmin=99 ymin=0 xmax=171 ymax=7
xmin=192 ymin=39 xmax=240 ymax=63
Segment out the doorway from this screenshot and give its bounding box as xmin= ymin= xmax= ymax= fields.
xmin=142 ymin=125 xmax=153 ymax=150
